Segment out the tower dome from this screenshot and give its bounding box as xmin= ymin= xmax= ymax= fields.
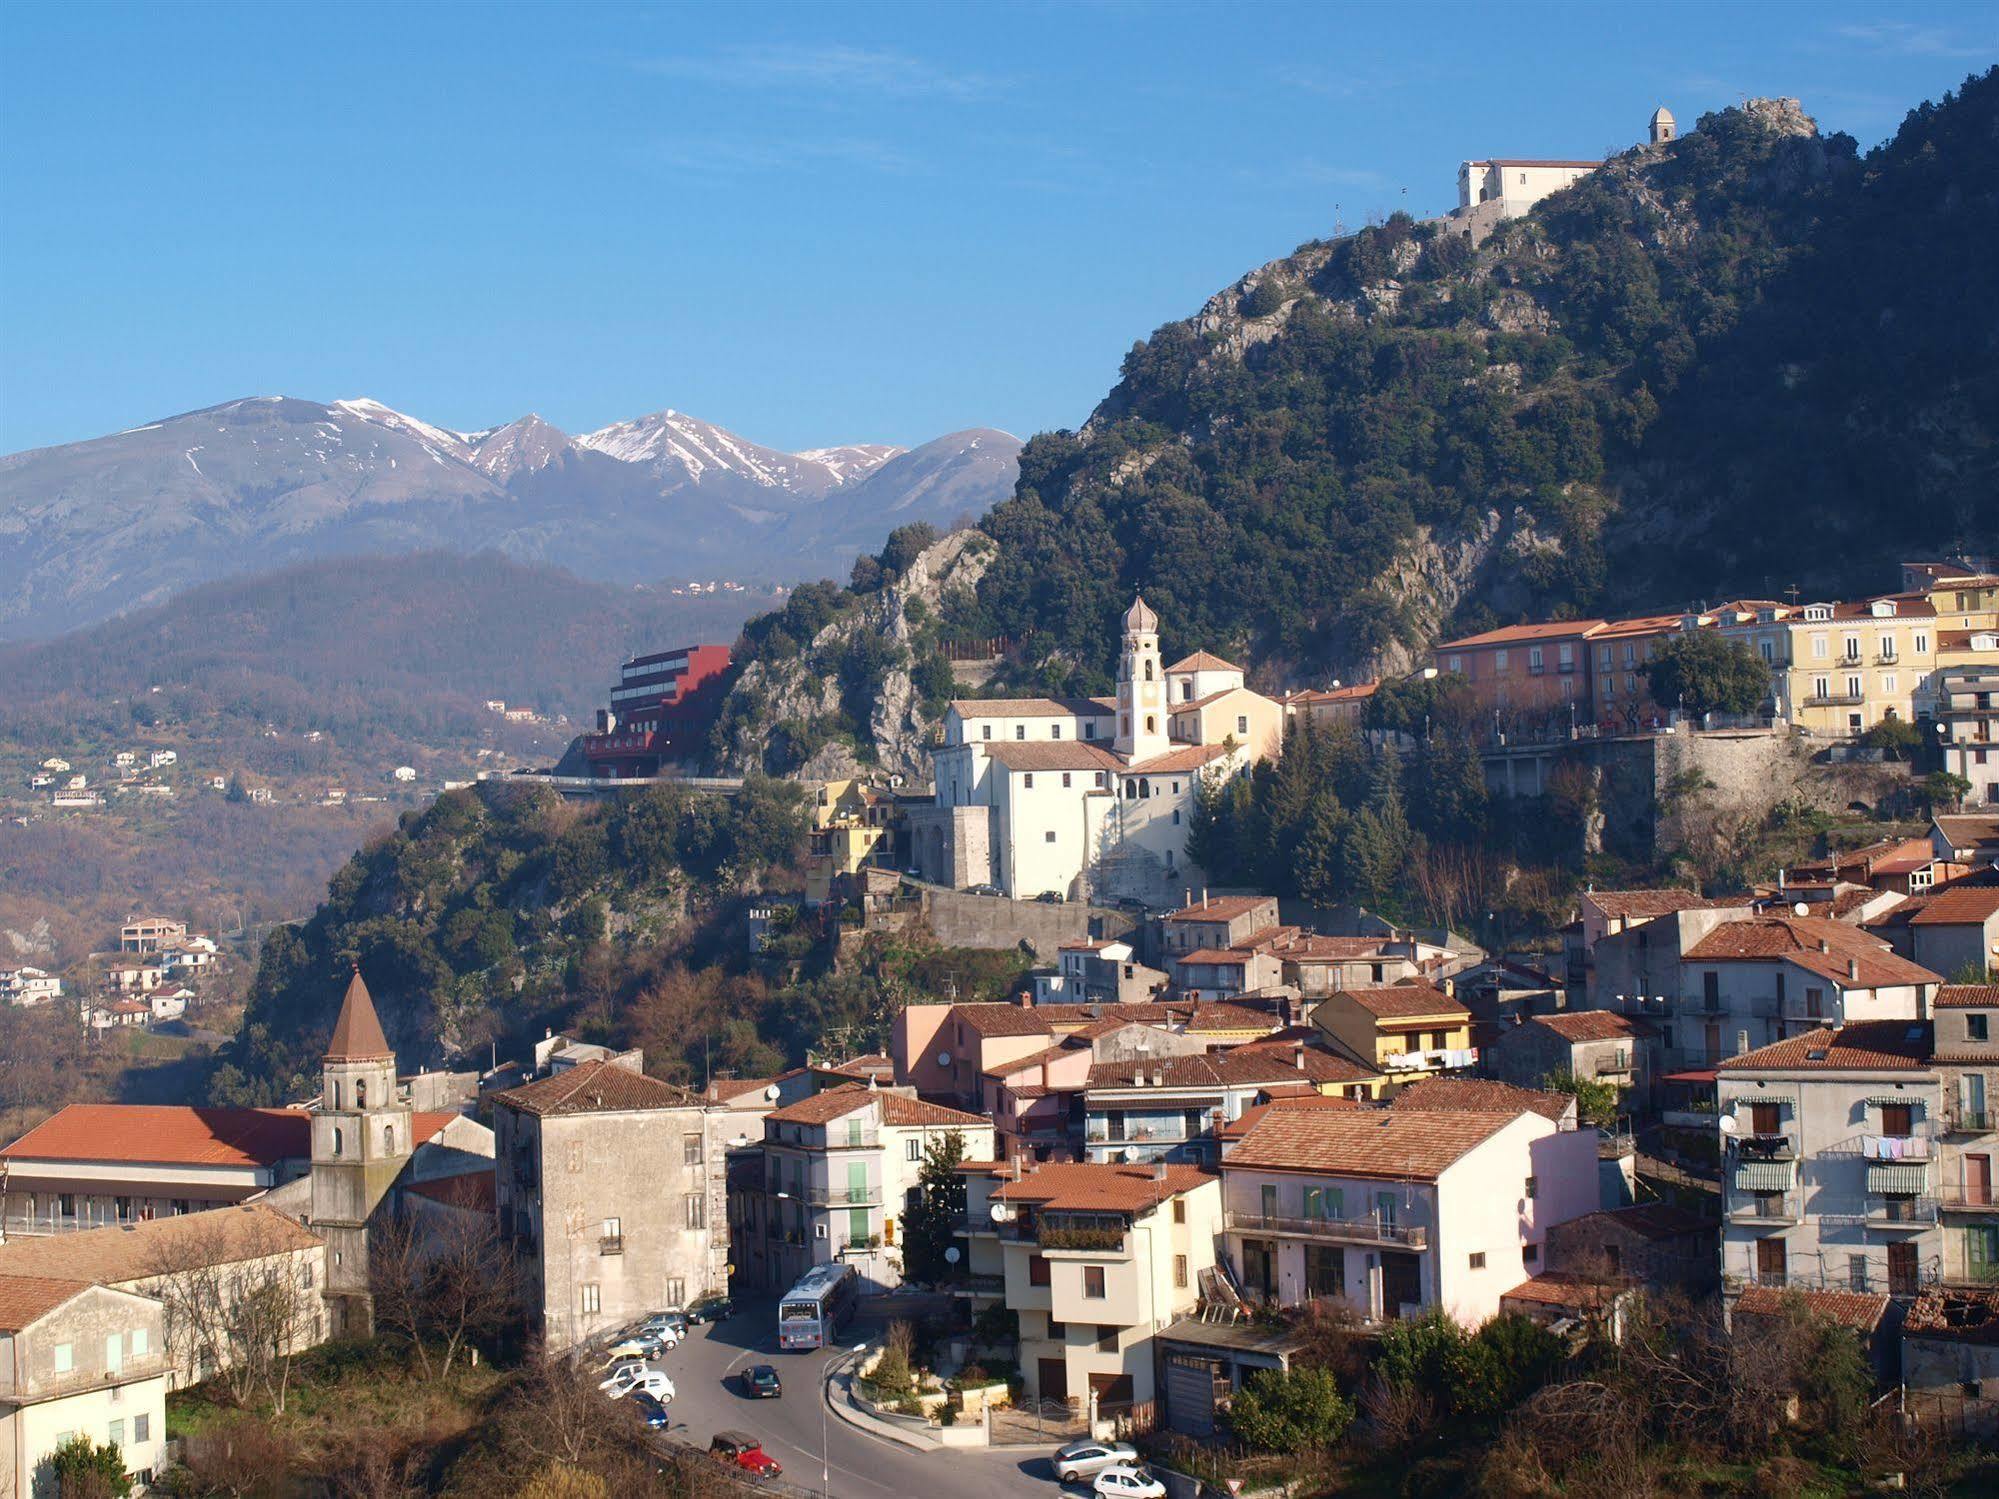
xmin=1650 ymin=105 xmax=1677 ymax=145
xmin=1123 ymin=595 xmax=1159 ymax=634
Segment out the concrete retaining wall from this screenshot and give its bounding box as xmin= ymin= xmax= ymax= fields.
xmin=919 ymin=887 xmax=1134 ymax=962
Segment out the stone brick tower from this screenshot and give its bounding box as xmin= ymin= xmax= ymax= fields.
xmin=1650 ymin=105 xmax=1677 ymax=145
xmin=310 ymin=968 xmax=411 ymax=1335
xmin=1114 ymin=595 xmax=1169 ymax=762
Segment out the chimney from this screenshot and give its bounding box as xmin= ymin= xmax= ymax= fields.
xmin=1293 ymin=1043 xmax=1307 ymax=1071
xmin=1848 ymin=957 xmax=1860 ymax=983
xmin=1153 ymin=1160 xmax=1169 ymax=1182
xmin=1202 ymin=887 xmax=1210 ymax=908
xmin=1819 ymin=938 xmax=1831 ymax=953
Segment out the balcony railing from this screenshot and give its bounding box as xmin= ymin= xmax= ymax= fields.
xmin=1935 ymin=1186 xmax=1998 ymax=1212
xmin=1593 ymin=1054 xmax=1635 ymax=1076
xmin=1864 ymin=1195 xmax=1939 ymax=1227
xmin=1944 ymin=1108 xmax=1996 ymax=1135
xmin=1382 ymin=1046 xmax=1478 ymax=1073
xmin=1725 ymin=1192 xmax=1803 ymax=1224
xmin=1223 ymin=1206 xmax=1428 ymax=1249
xmin=805 ymin=1184 xmax=883 ymax=1207
xmin=1735 ymin=1133 xmax=1798 ymax=1163
xmin=599 ymin=1234 xmax=624 ymax=1255
xmin=1037 ymin=1224 xmax=1128 ymax=1253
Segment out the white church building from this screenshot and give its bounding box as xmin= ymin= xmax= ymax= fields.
xmin=909 ymin=597 xmax=1280 ymax=904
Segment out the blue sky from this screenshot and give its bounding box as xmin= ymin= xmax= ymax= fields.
xmin=2 ymin=1 xmax=1992 ymax=455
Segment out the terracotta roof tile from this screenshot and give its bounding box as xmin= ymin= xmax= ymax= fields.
xmin=1733 ymin=1285 xmax=1891 ymax=1332
xmin=0 ymin=1104 xmax=312 ymax=1168
xmin=880 ymin=1093 xmax=990 ymax=1128
xmin=493 ymin=1059 xmax=703 ymax=1116
xmin=1718 ymin=1021 xmax=1933 ymax=1072
xmin=1226 ymin=1107 xmax=1520 ymax=1181
xmin=1127 ymin=745 xmax=1235 ymax=775
xmin=951 ymin=697 xmax=1113 ymax=719
xmin=951 ymin=1001 xmax=1188 ymax=1039
xmin=1332 ymin=983 xmax=1469 ymax=1020
xmin=1165 ymin=897 xmax=1278 ymax=925
xmin=1683 ymin=916 xmax=1940 ymax=988
xmin=1088 ymin=1048 xmax=1373 ymax=1091
xmin=1907 ymin=886 xmax=1999 ymax=924
xmin=1184 ymin=1003 xmax=1280 ymax=1033
xmin=1177 ymin=948 xmax=1254 ymax=967
xmin=1562 ymin=1202 xmax=1712 ymax=1242
xmin=0 ymin=1203 xmax=321 ymax=1288
xmin=1502 ymin=1271 xmax=1618 ymax=1309
xmin=1391 ymin=1077 xmax=1573 ymax=1123
xmin=1936 ymin=815 xmax=1999 ymax=849
xmin=406 ymin=1171 xmax=497 ymax=1214
xmin=1531 ymin=1011 xmax=1659 ymax=1043
xmin=982 ymin=742 xmax=1125 ymax=774
xmin=0 ymin=1275 xmax=92 ymax=1332
xmin=1437 ymin=620 xmax=1606 ymax=649
xmin=1586 ymin=889 xmax=1754 ymax=919
xmin=1218 ymin=1095 xmax=1362 ymax=1140
xmin=991 ymin=1161 xmax=1214 ymax=1213
xmin=1166 ymin=651 xmax=1243 ymax=674
xmin=1936 ymin=985 xmax=1999 ymax=1009
xmin=1903 ymin=1287 xmax=1999 ymax=1343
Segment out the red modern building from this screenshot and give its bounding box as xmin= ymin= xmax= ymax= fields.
xmin=580 ymin=643 xmax=733 ymax=778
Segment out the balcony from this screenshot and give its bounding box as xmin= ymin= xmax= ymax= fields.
xmin=1864 ymin=1195 xmax=1939 ymax=1228
xmin=1860 ymin=1133 xmax=1934 ymax=1161
xmin=1944 ymin=1108 xmax=1996 ymax=1135
xmin=1725 ymin=1192 xmax=1803 ymax=1225
xmin=1593 ymin=1053 xmax=1635 ymax=1077
xmin=1735 ymin=1133 xmax=1798 ymax=1163
xmin=599 ymin=1234 xmax=624 ymax=1256
xmin=1803 ymin=693 xmax=1865 ymax=707
xmin=1382 ymin=1045 xmax=1478 ymax=1073
xmin=1936 ymin=1187 xmax=1999 ymax=1213
xmin=805 ymin=1184 xmax=883 ymax=1207
xmin=1223 ymin=1207 xmax=1428 ymax=1249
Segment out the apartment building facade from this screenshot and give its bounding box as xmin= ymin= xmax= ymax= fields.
xmin=1310 ymin=984 xmax=1477 ymax=1086
xmin=0 ymin=1279 xmax=168 ymax=1497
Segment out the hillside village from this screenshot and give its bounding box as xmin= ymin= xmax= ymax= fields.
xmin=4 ymin=67 xmax=1999 ymax=1499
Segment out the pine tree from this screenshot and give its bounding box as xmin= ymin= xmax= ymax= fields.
xmin=1293 ymin=790 xmax=1349 ymax=905
xmin=900 ymin=1129 xmax=969 ymax=1283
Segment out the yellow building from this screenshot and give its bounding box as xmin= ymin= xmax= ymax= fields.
xmin=803 ymin=779 xmax=903 ymax=906
xmin=1713 ymin=597 xmax=1939 ymax=739
xmin=1310 ymin=983 xmax=1478 ymax=1092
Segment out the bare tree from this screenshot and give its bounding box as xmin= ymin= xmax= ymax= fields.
xmin=140 ymin=1215 xmax=322 ymax=1412
xmin=369 ymin=1205 xmax=524 ymax=1380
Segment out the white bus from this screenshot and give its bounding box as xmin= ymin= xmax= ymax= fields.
xmin=777 ymin=1262 xmax=858 ymax=1351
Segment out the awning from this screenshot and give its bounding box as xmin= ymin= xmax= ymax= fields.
xmin=1866 ymin=1095 xmax=1917 ymax=1107
xmin=1735 ymin=1161 xmax=1795 ymax=1191
xmin=1867 ymin=1164 xmax=1930 ymax=1194
xmin=1661 ymin=1069 xmax=1716 ymax=1084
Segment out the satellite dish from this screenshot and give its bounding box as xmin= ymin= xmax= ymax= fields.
xmin=1792 ymin=902 xmax=1809 ymax=917
xmin=989 ymin=1202 xmax=1012 ymax=1223
xmin=944 ymin=1246 xmax=961 ymax=1265
xmin=764 ymin=1083 xmax=781 ymax=1103
xmin=936 ymin=1051 xmax=953 ymax=1068
xmin=889 ymin=773 xmax=906 ymax=789
xmin=1718 ymin=1114 xmax=1738 ymax=1135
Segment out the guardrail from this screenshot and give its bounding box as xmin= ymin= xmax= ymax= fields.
xmin=1223 ymin=1207 xmax=1427 ymax=1248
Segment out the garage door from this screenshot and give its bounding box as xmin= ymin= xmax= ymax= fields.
xmin=1164 ymin=1352 xmax=1222 ymax=1438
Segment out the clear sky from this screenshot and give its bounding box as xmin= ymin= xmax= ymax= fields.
xmin=2 ymin=0 xmax=1992 ymax=455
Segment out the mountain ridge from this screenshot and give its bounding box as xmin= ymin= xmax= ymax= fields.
xmin=0 ymin=395 xmax=1021 ymax=640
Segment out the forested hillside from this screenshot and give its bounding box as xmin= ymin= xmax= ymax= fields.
xmin=936 ymin=77 xmax=1999 ymax=694
xmin=210 ymin=778 xmax=1028 ymax=1104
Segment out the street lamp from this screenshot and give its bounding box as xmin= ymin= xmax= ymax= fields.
xmin=825 ymin=1341 xmax=869 ymax=1498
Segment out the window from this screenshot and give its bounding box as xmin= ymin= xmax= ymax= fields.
xmin=1097 ymin=1325 xmax=1119 ymax=1351
xmin=1015 ymin=724 xmax=1026 ymax=740
xmin=684 ymin=1133 xmax=703 ymax=1165
xmin=383 ymin=1124 xmax=395 ymax=1153
xmin=1811 ymin=634 xmax=1829 ymax=659
xmin=1051 ymin=724 xmax=1062 ymax=739
xmin=1916 ymin=633 xmax=1930 ymax=655
xmin=1046 ymin=1318 xmax=1065 ymax=1338
xmin=602 ymin=1216 xmax=621 ymax=1241
xmin=1496 ymin=649 xmax=1509 ymax=671
xmin=1812 ymin=675 xmax=1830 ymax=700
xmin=1523 ymin=1243 xmax=1539 ymax=1265
xmin=130 ymin=1327 xmax=148 ymax=1357
xmin=1529 ymin=647 xmax=1545 ymax=672
xmin=685 ymin=1194 xmax=706 ymax=1230
xmin=54 ymin=1341 xmax=72 ymax=1372
xmin=1095 ymin=772 xmax=1108 ymax=789
xmin=1844 ymin=634 xmax=1862 ymax=662
xmin=1029 ymin=1254 xmax=1051 ymax=1287
xmin=1524 ymin=1177 xmax=1538 ymax=1200
xmin=981 ymin=725 xmax=992 ymax=741
xmin=1174 ymin=1254 xmax=1188 ymax=1288
xmin=1062 ymin=772 xmax=1072 ymax=788
xmin=108 ymin=1419 xmax=124 ymax=1449
xmin=356 ymin=1079 xmax=368 ymax=1108
xmin=1173 ymin=1199 xmax=1186 ymax=1224
xmin=1882 ymin=674 xmax=1898 ymax=695
xmin=1023 ymin=773 xmax=1034 ymax=788
xmin=1236 ymin=715 xmax=1249 ymax=735
xmin=332 ymin=1127 xmax=343 ymax=1156
xmin=133 ymin=1414 xmax=150 ymax=1444
xmin=1145 ymin=715 xmax=1156 ymax=733
xmin=1083 ymin=1265 xmax=1107 ymax=1298
xmin=1469 ymin=1252 xmax=1486 ymax=1270
xmin=666 ymin=1277 xmax=686 ymax=1308
xmin=1971 ymin=1014 xmax=1989 ymax=1041
xmin=580 ymin=1284 xmax=601 ymax=1315
xmin=1846 ymin=674 xmax=1864 ymax=700
xmin=906 ymin=1137 xmax=922 ymax=1161
xmin=1447 ymin=654 xmax=1463 ymax=674
xmin=1044 ymin=830 xmax=1056 ymax=843
xmin=1880 ymin=1102 xmax=1913 ymax=1138
xmin=1849 ymin=1254 xmax=1870 ymax=1292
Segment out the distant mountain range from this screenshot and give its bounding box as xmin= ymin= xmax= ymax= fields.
xmin=0 ymin=396 xmax=1021 ymax=639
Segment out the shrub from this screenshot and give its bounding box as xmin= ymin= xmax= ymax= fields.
xmin=1242 ymin=280 xmax=1291 ymax=317
xmin=1227 ymin=1366 xmax=1355 ymax=1452
xmin=46 ymin=1434 xmax=132 ymax=1498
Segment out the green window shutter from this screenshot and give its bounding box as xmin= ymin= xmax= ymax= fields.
xmin=847 ymin=1160 xmax=868 ymax=1203
xmin=849 ymin=1206 xmax=870 ymax=1241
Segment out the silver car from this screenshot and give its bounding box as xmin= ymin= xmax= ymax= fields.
xmin=1053 ymin=1440 xmax=1139 ymax=1482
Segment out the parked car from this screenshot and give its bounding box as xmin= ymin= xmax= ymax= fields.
xmin=629 ymin=1391 xmax=671 ymax=1430
xmin=743 ymin=1363 xmax=782 ymax=1398
xmin=638 ymin=1312 xmax=687 ymax=1344
xmin=711 ymin=1430 xmax=783 ymax=1478
xmin=601 ymin=1367 xmax=675 ymax=1403
xmin=605 ymin=1333 xmax=670 ymax=1361
xmin=684 ymin=1293 xmax=734 ymax=1324
xmin=1034 ymin=890 xmax=1065 ymax=904
xmin=1054 ymin=1440 xmax=1140 ymax=1482
xmin=1092 ymin=1466 xmax=1166 ymax=1499
xmin=598 ymin=1360 xmax=649 ymax=1394
xmin=963 ymin=882 xmax=1003 ymax=897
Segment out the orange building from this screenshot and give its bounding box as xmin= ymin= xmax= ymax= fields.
xmin=1433 ymin=619 xmax=1604 ymax=737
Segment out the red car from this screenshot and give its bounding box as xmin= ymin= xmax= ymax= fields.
xmin=710 ymin=1431 xmax=782 ymax=1479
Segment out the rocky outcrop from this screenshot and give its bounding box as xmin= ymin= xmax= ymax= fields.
xmin=711 ymin=530 xmax=995 ymax=781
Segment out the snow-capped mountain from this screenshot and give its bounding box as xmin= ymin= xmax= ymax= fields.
xmin=0 ymin=396 xmax=1022 ymax=639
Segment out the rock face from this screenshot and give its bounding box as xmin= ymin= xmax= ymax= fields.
xmin=711 ymin=530 xmax=994 ymax=781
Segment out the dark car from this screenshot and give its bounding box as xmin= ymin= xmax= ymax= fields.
xmin=685 ymin=1293 xmax=734 ymax=1324
xmin=629 ymin=1392 xmax=671 ymax=1430
xmin=1034 ymin=890 xmax=1065 ymax=904
xmin=744 ymin=1363 xmax=782 ymax=1398
xmin=711 ymin=1430 xmax=783 ymax=1478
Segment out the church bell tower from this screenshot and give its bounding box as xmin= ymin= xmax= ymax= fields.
xmin=310 ymin=968 xmax=412 ymax=1335
xmin=1114 ymin=595 xmax=1170 ymax=762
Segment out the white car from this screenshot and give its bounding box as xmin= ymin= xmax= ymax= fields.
xmin=1092 ymin=1465 xmax=1166 ymax=1499
xmin=600 ymin=1365 xmax=676 ymax=1403
xmin=1054 ymin=1440 xmax=1140 ymax=1482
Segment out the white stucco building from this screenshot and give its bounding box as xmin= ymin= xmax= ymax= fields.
xmin=912 ymin=597 xmax=1275 ymax=904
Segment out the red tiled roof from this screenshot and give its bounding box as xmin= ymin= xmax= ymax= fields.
xmin=1331 ymin=983 xmax=1469 ymax=1020
xmin=1177 ymin=948 xmax=1253 ymax=968
xmin=881 ymin=1093 xmax=990 ymax=1128
xmin=1683 ymin=916 xmax=1940 ymax=988
xmin=1502 ymin=1271 xmax=1618 ymax=1309
xmin=325 ymin=969 xmax=394 ymax=1062
xmin=1907 ymin=886 xmax=1999 ymax=924
xmin=1531 ymin=1011 xmax=1658 ymax=1043
xmin=982 ymin=742 xmax=1125 ymax=773
xmin=0 ymin=1275 xmax=92 ymax=1332
xmin=1586 ymin=889 xmax=1753 ymax=919
xmin=1733 ymin=1285 xmax=1890 ymax=1333
xmin=1937 ymin=985 xmax=1999 ymax=1009
xmin=1166 ymin=651 xmax=1243 ymax=675
xmin=951 ymin=1001 xmax=1189 ymax=1039
xmin=1128 ymin=744 xmax=1235 ymax=775
xmin=1391 ymin=1077 xmax=1573 ymax=1123
xmin=991 ymin=1161 xmax=1213 ymax=1213
xmin=0 ymin=1203 xmax=322 ymax=1287
xmin=1227 ymin=1107 xmax=1520 ymax=1181
xmin=1437 ymin=620 xmax=1606 ymax=649
xmin=0 ymin=1104 xmax=312 ymax=1168
xmin=1936 ymin=815 xmax=1999 ymax=849
xmin=1088 ymin=1047 xmax=1374 ymax=1091
xmin=1165 ymin=897 xmax=1277 ymax=925
xmin=1284 ymin=683 xmax=1377 ymax=705
xmin=952 ymin=697 xmax=1113 ymax=719
xmin=1184 ymin=1003 xmax=1280 ymax=1033
xmin=493 ymin=1059 xmax=703 ymax=1116
xmin=1902 ymin=1288 xmax=1999 ymax=1344
xmin=765 ymin=1083 xmax=986 ymax=1129
xmin=1562 ymin=1202 xmax=1713 ymax=1242
xmin=1219 ymin=1095 xmax=1362 ymax=1140
xmin=1718 ymin=1021 xmax=1933 ymax=1072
